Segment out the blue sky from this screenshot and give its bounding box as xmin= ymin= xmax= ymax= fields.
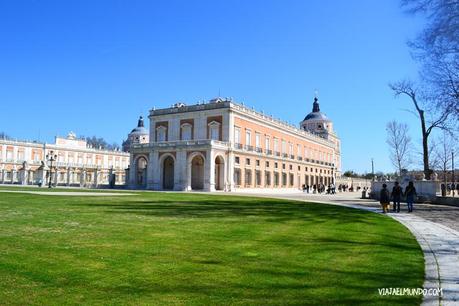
xmin=0 ymin=0 xmax=425 ymax=173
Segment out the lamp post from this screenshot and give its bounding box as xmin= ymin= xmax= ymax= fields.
xmin=371 ymin=158 xmax=375 ymax=181
xmin=452 ymin=150 xmax=455 ymax=197
xmin=46 ymin=150 xmax=57 ymax=188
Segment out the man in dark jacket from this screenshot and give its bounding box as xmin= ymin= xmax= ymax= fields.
xmin=391 ymin=182 xmax=402 ymax=213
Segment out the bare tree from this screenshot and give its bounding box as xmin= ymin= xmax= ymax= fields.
xmin=401 ymin=0 xmax=459 ymax=121
xmin=386 ymin=121 xmax=412 ymax=175
xmin=433 ymin=131 xmax=454 ymax=184
xmin=389 ymin=80 xmax=452 ymax=179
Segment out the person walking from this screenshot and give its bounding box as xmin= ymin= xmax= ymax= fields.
xmin=405 ymin=181 xmax=417 ymax=213
xmin=391 ymin=181 xmax=402 ymax=213
xmin=379 ymin=184 xmax=390 ymax=214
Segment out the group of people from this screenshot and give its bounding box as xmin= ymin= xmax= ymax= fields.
xmin=338 ymin=184 xmax=349 ymax=192
xmin=302 ymin=183 xmax=336 ymax=194
xmin=440 ymin=182 xmax=459 ymax=196
xmin=379 ymin=181 xmax=417 ymax=213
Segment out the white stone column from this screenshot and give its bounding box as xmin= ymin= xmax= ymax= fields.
xmin=80 ymin=169 xmax=86 ymax=187
xmin=1 ymin=144 xmax=6 ymax=161
xmin=175 ymin=150 xmax=187 ymax=191
xmin=66 ymin=167 xmax=71 ymax=186
xmin=94 ymin=169 xmax=98 ymax=188
xmin=20 ymin=167 xmax=29 ymax=185
xmin=146 ymin=152 xmax=156 ymax=189
xmin=186 ymin=154 xmax=192 ymax=191
xmin=11 ymin=169 xmax=16 ymax=184
xmin=128 ymin=156 xmax=137 ymax=188
xmin=124 ymin=168 xmax=130 ymax=187
xmin=207 ymin=149 xmax=215 ymax=191
xmin=196 ymin=114 xmax=207 ymax=140
xmin=151 ymin=151 xmax=160 ymax=190
xmin=170 ymin=117 xmax=179 ymax=141
xmin=53 ymin=169 xmax=58 ymax=186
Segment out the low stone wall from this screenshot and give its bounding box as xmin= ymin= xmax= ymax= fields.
xmin=371 ymin=180 xmax=439 ymax=202
xmin=434 ymin=196 xmax=459 ymax=207
xmin=335 ymin=177 xmax=371 ymax=188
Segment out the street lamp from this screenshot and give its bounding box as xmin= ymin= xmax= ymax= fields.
xmin=46 ymin=150 xmax=57 ymax=188
xmin=452 ymin=150 xmax=455 ymax=197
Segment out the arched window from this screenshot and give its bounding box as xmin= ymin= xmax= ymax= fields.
xmin=156 ymin=126 xmax=167 ymax=142
xmin=208 ymin=121 xmax=220 ymax=141
xmin=181 ymin=123 xmax=192 ymax=140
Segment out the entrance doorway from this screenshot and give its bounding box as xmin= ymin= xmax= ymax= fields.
xmin=162 ymin=156 xmax=174 ymax=190
xmin=191 ymin=155 xmax=204 ymax=190
xmin=214 ymin=156 xmax=224 ymax=190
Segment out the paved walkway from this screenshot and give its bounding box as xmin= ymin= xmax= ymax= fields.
xmin=232 ymin=191 xmax=459 ymax=306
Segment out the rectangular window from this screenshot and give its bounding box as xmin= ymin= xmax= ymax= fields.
xmin=255 ymin=133 xmax=261 ymax=148
xmin=157 ymin=127 xmax=167 ymax=142
xmin=181 ymin=124 xmax=192 ymax=140
xmin=274 ymin=162 xmax=278 ymax=169
xmin=282 ymin=173 xmax=287 ymax=186
xmin=289 ymin=173 xmax=294 ymax=186
xmin=281 ymin=140 xmax=286 ymax=154
xmin=264 ymin=171 xmax=271 ymax=187
xmin=210 ymin=125 xmax=219 ymax=140
xmin=235 ymin=156 xmax=240 ymax=165
xmin=265 ymin=161 xmax=270 ymax=168
xmin=274 ymin=172 xmax=279 ymax=186
xmin=273 ymin=138 xmax=278 ymax=153
xmin=282 ymin=163 xmax=286 ymax=170
xmin=265 ymin=136 xmax=270 ymax=150
xmin=245 ymin=130 xmax=251 ymax=145
xmin=255 ymin=170 xmax=261 ymax=186
xmin=234 ymin=168 xmax=241 ymax=186
xmin=256 ymin=159 xmax=260 ymax=167
xmin=245 ymin=158 xmax=251 ymax=166
xmin=234 ymin=128 xmax=241 ymax=144
xmin=17 ymin=151 xmax=25 ymax=161
xmin=245 ymin=169 xmax=252 ymax=187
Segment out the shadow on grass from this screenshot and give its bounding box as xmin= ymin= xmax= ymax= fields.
xmin=77 ymin=198 xmax=378 ymax=223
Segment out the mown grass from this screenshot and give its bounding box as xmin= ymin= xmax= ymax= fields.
xmin=0 ymin=191 xmax=424 ymax=305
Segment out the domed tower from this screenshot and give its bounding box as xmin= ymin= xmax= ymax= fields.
xmin=300 ymin=97 xmax=334 ymax=135
xmin=300 ymin=95 xmax=341 ymax=177
xmin=123 ymin=116 xmax=149 ymax=152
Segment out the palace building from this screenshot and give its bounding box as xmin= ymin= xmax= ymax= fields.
xmin=127 ymin=96 xmax=341 ymax=191
xmin=0 ymin=132 xmax=129 ymax=187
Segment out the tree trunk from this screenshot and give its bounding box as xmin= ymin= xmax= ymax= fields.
xmin=419 ymin=110 xmax=431 ymax=180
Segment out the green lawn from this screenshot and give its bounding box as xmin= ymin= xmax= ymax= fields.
xmin=0 ymin=190 xmax=424 ymax=305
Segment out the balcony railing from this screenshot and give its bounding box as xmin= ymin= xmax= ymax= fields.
xmin=275 ymin=151 xmax=280 ymax=157
xmin=289 ymin=154 xmax=295 ymax=160
xmin=235 ymin=143 xmax=243 ymax=150
xmin=282 ymin=153 xmax=288 ymax=158
xmin=244 ymin=145 xmax=254 ymax=151
xmin=255 ymin=147 xmax=263 ymax=153
xmin=266 ymin=149 xmax=272 ymax=155
xmin=298 ymin=156 xmax=303 ymax=161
